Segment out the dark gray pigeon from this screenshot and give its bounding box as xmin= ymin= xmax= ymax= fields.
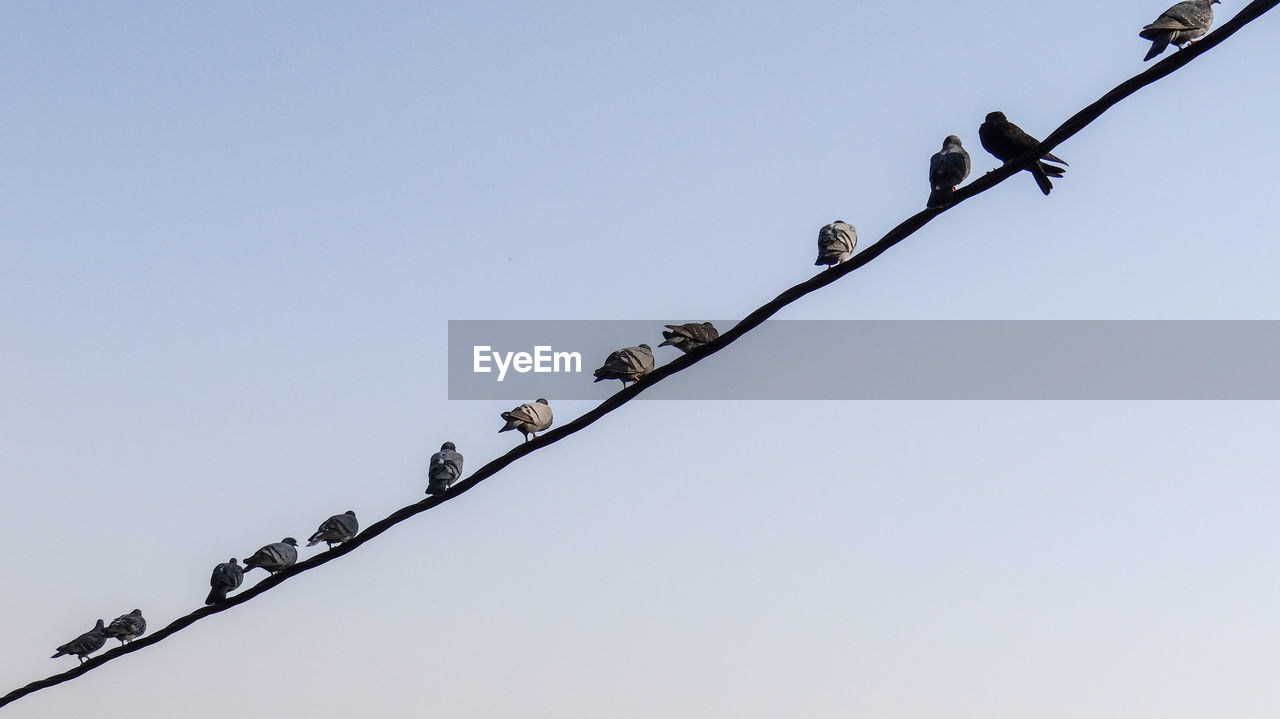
xmin=307 ymin=511 xmax=358 ymax=550
xmin=978 ymin=111 xmax=1068 ymax=196
xmin=51 ymin=619 xmax=107 ymax=663
xmin=659 ymin=322 xmax=719 ymax=353
xmin=499 ymin=398 xmax=553 ymax=442
xmin=427 ymin=441 xmax=464 ymax=494
xmin=815 ymin=220 xmax=856 ymax=266
xmin=593 ymin=344 xmax=654 ymax=387
xmin=104 ymin=609 xmax=146 ymax=646
xmin=206 ymin=558 xmax=244 ymax=605
xmin=1141 ymin=0 xmax=1219 ymax=61
xmin=927 ymin=135 xmax=972 ymax=207
xmin=243 ymin=537 xmax=298 ymax=574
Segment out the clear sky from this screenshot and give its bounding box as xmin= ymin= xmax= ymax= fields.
xmin=3 ymin=2 xmax=1280 ymax=717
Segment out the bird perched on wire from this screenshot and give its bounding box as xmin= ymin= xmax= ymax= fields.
xmin=499 ymin=398 xmax=553 ymax=442
xmin=206 ymin=558 xmax=244 ymax=605
xmin=927 ymin=135 xmax=971 ymax=207
xmin=427 ymin=441 xmax=464 ymax=494
xmin=659 ymin=322 xmax=719 ymax=353
xmin=1140 ymin=0 xmax=1219 ymax=61
xmin=104 ymin=609 xmax=146 ymax=646
xmin=815 ymin=220 xmax=857 ymax=266
xmin=51 ymin=619 xmax=107 ymax=663
xmin=243 ymin=537 xmax=298 ymax=574
xmin=307 ymin=511 xmax=358 ymax=550
xmin=593 ymin=344 xmax=654 ymax=387
xmin=978 ymin=112 xmax=1068 ymax=196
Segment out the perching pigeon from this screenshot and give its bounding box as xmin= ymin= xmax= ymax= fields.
xmin=51 ymin=619 xmax=107 ymax=663
xmin=1141 ymin=0 xmax=1219 ymax=61
xmin=659 ymin=322 xmax=719 ymax=353
xmin=499 ymin=398 xmax=553 ymax=442
xmin=927 ymin=135 xmax=972 ymax=207
xmin=427 ymin=441 xmax=464 ymax=494
xmin=815 ymin=221 xmax=857 ymax=266
xmin=104 ymin=609 xmax=146 ymax=646
xmin=206 ymin=558 xmax=245 ymax=605
xmin=593 ymin=344 xmax=654 ymax=387
xmin=307 ymin=511 xmax=358 ymax=550
xmin=243 ymin=537 xmax=298 ymax=574
xmin=978 ymin=112 xmax=1068 ymax=196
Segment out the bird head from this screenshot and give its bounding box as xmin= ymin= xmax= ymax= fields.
xmin=282 ymin=537 xmax=298 ymax=546
xmin=131 ymin=609 xmax=141 ymax=615
xmin=229 ymin=558 xmax=239 ymax=565
xmin=638 ymin=344 xmax=651 ymax=351
xmin=944 ymin=135 xmax=963 ymax=147
xmin=441 ymin=441 xmax=456 ymax=451
xmin=985 ymin=111 xmax=1006 ymax=123
xmin=345 ymin=510 xmax=355 ymax=516
xmin=94 ymin=619 xmax=105 ymax=630
xmin=535 ymin=398 xmax=549 ymax=404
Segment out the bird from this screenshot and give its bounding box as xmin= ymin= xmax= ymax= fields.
xmin=815 ymin=220 xmax=856 ymax=266
xmin=427 ymin=441 xmax=464 ymax=495
xmin=104 ymin=609 xmax=146 ymax=646
xmin=51 ymin=619 xmax=108 ymax=663
xmin=243 ymin=537 xmax=299 ymax=574
xmin=659 ymin=322 xmax=719 ymax=353
xmin=592 ymin=344 xmax=654 ymax=387
xmin=927 ymin=135 xmax=972 ymax=207
xmin=499 ymin=398 xmax=553 ymax=442
xmin=206 ymin=558 xmax=245 ymax=605
xmin=1141 ymin=0 xmax=1219 ymax=61
xmin=978 ymin=111 xmax=1068 ymax=196
xmin=307 ymin=511 xmax=358 ymax=550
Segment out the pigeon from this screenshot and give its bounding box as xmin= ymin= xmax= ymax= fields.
xmin=499 ymin=398 xmax=553 ymax=442
xmin=104 ymin=609 xmax=146 ymax=646
xmin=307 ymin=511 xmax=358 ymax=550
xmin=927 ymin=135 xmax=972 ymax=207
xmin=51 ymin=619 xmax=107 ymax=663
xmin=243 ymin=537 xmax=299 ymax=574
xmin=659 ymin=322 xmax=719 ymax=353
xmin=1141 ymin=0 xmax=1219 ymax=61
xmin=978 ymin=112 xmax=1068 ymax=196
xmin=592 ymin=344 xmax=654 ymax=387
xmin=206 ymin=558 xmax=245 ymax=605
xmin=815 ymin=220 xmax=856 ymax=266
xmin=427 ymin=441 xmax=464 ymax=494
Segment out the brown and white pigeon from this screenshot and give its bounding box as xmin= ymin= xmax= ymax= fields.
xmin=307 ymin=511 xmax=358 ymax=550
xmin=243 ymin=538 xmax=298 ymax=574
xmin=659 ymin=322 xmax=719 ymax=353
xmin=927 ymin=135 xmax=972 ymax=207
xmin=206 ymin=558 xmax=244 ymax=605
xmin=593 ymin=344 xmax=654 ymax=387
xmin=815 ymin=221 xmax=857 ymax=266
xmin=978 ymin=112 xmax=1068 ymax=196
xmin=1141 ymin=0 xmax=1219 ymax=61
xmin=104 ymin=609 xmax=146 ymax=646
xmin=499 ymin=398 xmax=553 ymax=442
xmin=51 ymin=619 xmax=107 ymax=663
xmin=427 ymin=442 xmax=464 ymax=494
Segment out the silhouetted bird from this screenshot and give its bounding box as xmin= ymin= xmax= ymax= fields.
xmin=928 ymin=135 xmax=972 ymax=207
xmin=499 ymin=399 xmax=553 ymax=442
xmin=51 ymin=619 xmax=107 ymax=663
xmin=307 ymin=511 xmax=358 ymax=550
xmin=1141 ymin=0 xmax=1219 ymax=61
xmin=593 ymin=345 xmax=654 ymax=387
xmin=104 ymin=609 xmax=146 ymax=645
xmin=815 ymin=220 xmax=857 ymax=266
xmin=979 ymin=112 xmax=1068 ymax=196
xmin=427 ymin=442 xmax=464 ymax=494
xmin=206 ymin=558 xmax=244 ymax=605
xmin=659 ymin=322 xmax=719 ymax=353
xmin=243 ymin=538 xmax=298 ymax=574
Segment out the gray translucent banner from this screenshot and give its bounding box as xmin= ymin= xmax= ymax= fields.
xmin=447 ymin=320 xmax=1280 ymax=400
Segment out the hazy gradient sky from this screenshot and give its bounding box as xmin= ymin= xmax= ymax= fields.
xmin=4 ymin=2 xmax=1280 ymax=717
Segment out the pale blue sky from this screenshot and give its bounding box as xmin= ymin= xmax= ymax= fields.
xmin=3 ymin=2 xmax=1280 ymax=717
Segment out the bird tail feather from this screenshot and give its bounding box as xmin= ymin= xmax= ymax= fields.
xmin=1144 ymin=34 xmax=1170 ymax=61
xmin=1032 ymin=166 xmax=1054 ymax=196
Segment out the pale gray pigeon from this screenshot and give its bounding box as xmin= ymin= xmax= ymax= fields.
xmin=499 ymin=398 xmax=553 ymax=442
xmin=206 ymin=558 xmax=244 ymax=605
xmin=1141 ymin=0 xmax=1219 ymax=61
xmin=243 ymin=537 xmax=298 ymax=574
xmin=307 ymin=511 xmax=358 ymax=550
xmin=927 ymin=135 xmax=972 ymax=207
xmin=979 ymin=111 xmax=1067 ymax=196
xmin=104 ymin=609 xmax=146 ymax=646
xmin=427 ymin=441 xmax=464 ymax=494
xmin=815 ymin=220 xmax=856 ymax=266
xmin=659 ymin=322 xmax=719 ymax=353
xmin=593 ymin=344 xmax=654 ymax=387
xmin=51 ymin=619 xmax=107 ymax=663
